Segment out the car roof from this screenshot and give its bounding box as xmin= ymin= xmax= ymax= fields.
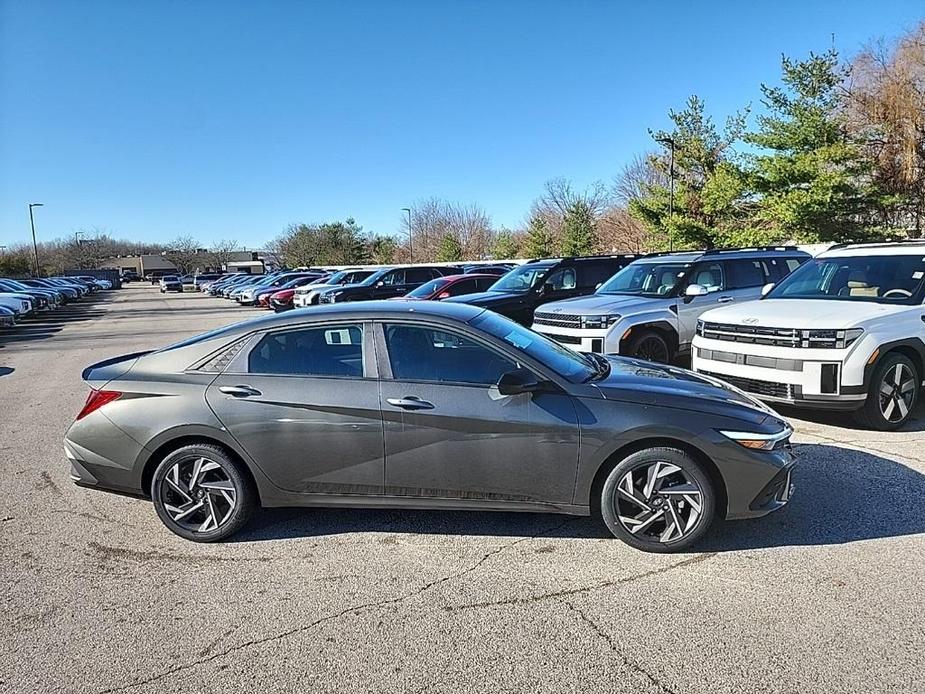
xmin=821 ymin=241 xmax=925 ymax=257
xmin=633 ymin=246 xmax=809 ymax=264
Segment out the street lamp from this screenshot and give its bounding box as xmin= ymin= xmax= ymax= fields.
xmin=401 ymin=207 xmax=414 ymax=262
xmin=28 ymin=203 xmax=43 ymax=276
xmin=655 ymin=137 xmax=675 ymax=252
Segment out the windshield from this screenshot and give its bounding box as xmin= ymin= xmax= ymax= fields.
xmin=489 ymin=264 xmax=552 ymax=293
xmin=407 ymin=278 xmax=450 ymax=298
xmin=472 ymin=311 xmax=594 ymax=382
xmin=768 ymin=255 xmax=925 ymax=304
xmin=597 ymin=262 xmax=689 ymax=296
xmin=358 ymin=269 xmax=392 ymax=286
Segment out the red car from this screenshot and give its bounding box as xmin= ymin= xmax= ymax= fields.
xmin=268 ymin=288 xmax=297 ymax=312
xmin=392 ymin=273 xmax=497 ymax=301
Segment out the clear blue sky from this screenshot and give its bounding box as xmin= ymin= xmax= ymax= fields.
xmin=1 ymin=0 xmax=922 ymax=249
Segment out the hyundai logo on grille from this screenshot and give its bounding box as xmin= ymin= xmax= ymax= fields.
xmin=742 ymin=317 xmax=759 ymax=324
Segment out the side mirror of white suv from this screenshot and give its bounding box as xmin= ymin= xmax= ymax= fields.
xmin=761 ymin=282 xmax=775 ymax=297
xmin=685 ymin=284 xmax=708 ymax=297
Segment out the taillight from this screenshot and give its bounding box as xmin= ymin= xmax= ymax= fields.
xmin=76 ymin=389 xmax=122 ymax=421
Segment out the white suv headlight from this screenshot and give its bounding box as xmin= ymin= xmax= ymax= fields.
xmin=581 ymin=314 xmax=620 ymax=329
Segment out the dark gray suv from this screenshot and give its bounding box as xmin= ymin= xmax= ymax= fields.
xmin=65 ymin=302 xmax=795 ymax=552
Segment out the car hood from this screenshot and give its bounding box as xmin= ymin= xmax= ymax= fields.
xmin=701 ymin=298 xmax=908 ymax=329
xmin=443 ymin=290 xmax=521 ymax=306
xmin=536 ymin=294 xmax=667 ymax=316
xmin=592 ymin=356 xmax=778 ymax=426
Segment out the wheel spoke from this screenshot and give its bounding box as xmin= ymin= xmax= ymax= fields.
xmin=894 ymin=364 xmax=903 ymax=386
xmin=168 ymin=499 xmax=204 ymax=521
xmin=883 ymin=397 xmax=896 ymax=420
xmin=896 ymin=395 xmax=909 ymax=419
xmin=643 ymin=463 xmax=662 ymax=499
xmin=618 ymin=473 xmax=651 ymax=511
xmin=900 ymin=379 xmax=916 ymax=394
xmin=880 ymin=382 xmax=894 ymax=396
xmin=165 ymin=475 xmax=192 ymax=501
xmin=620 ymin=508 xmax=664 ymax=534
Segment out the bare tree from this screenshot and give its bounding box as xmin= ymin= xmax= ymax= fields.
xmin=613 ymin=153 xmax=666 ymax=205
xmin=403 ymin=198 xmax=494 ymax=261
xmin=597 ymin=205 xmax=649 ymax=253
xmin=208 ymin=239 xmax=239 ymax=271
xmin=164 ymin=235 xmax=201 ymax=274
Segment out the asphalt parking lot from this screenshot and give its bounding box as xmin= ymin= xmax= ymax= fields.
xmin=1 ymin=286 xmax=923 ymax=694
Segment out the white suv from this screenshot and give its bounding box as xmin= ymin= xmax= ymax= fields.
xmin=692 ymin=242 xmax=925 ymax=430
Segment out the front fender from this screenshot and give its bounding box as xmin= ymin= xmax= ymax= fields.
xmin=605 ymin=310 xmax=679 ymax=353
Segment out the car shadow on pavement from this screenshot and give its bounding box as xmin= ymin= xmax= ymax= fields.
xmin=236 ymin=443 xmax=925 ymax=550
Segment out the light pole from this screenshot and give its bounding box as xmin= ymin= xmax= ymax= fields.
xmin=28 ymin=203 xmax=43 ymax=276
xmin=656 ymin=137 xmax=675 ymax=252
xmin=401 ymin=207 xmax=414 ymax=262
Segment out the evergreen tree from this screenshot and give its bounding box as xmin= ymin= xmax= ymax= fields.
xmin=560 ymin=201 xmax=597 ymax=256
xmin=746 ymin=50 xmax=874 ymax=242
xmin=490 ymin=230 xmax=520 ymax=259
xmin=436 ymin=233 xmax=462 ymax=261
xmin=521 ymin=215 xmax=553 ymax=258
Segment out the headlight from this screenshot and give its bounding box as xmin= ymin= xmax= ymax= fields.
xmin=804 ymin=328 xmax=863 ymax=349
xmin=719 ymin=426 xmax=793 ymax=451
xmin=580 ymin=314 xmax=620 ymax=329
xmin=696 ymin=319 xmax=704 ymax=336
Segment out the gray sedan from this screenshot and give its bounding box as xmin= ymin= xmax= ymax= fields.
xmin=64 ymin=302 xmax=795 ymax=552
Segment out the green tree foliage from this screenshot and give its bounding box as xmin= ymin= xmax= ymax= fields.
xmin=369 ymin=235 xmax=398 ymax=264
xmin=560 ymin=200 xmax=597 ymax=256
xmin=629 ymin=96 xmax=754 ymax=249
xmin=746 ymin=50 xmax=875 ymax=242
xmin=521 ymin=214 xmax=554 ymax=258
xmin=0 ymin=249 xmax=32 ymax=276
xmin=436 ymin=233 xmax=463 ymax=261
xmin=275 ymin=218 xmax=370 ymax=266
xmin=489 ymin=229 xmax=520 ymax=259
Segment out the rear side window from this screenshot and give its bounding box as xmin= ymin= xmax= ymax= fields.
xmin=726 ymin=260 xmax=769 ymax=289
xmin=444 ymin=279 xmax=478 ymax=296
xmin=580 ymin=262 xmax=620 ymax=288
xmin=405 ymin=267 xmax=437 ymax=283
xmin=248 ymin=324 xmax=364 ymax=377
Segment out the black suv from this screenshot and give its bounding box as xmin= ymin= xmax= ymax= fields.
xmin=443 ymin=255 xmax=642 ymax=325
xmin=318 ymin=266 xmax=459 ymax=303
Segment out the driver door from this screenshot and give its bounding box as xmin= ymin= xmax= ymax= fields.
xmin=376 ymin=321 xmax=580 ymax=505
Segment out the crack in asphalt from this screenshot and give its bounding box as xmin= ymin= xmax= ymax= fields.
xmin=95 ymin=518 xmax=575 ymax=694
xmin=562 ymin=599 xmax=678 ymax=694
xmin=445 ymin=551 xmax=717 ymax=612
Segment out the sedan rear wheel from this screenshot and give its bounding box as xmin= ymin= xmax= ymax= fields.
xmin=600 ymin=447 xmax=715 ymax=552
xmin=152 ymin=444 xmax=256 ymax=542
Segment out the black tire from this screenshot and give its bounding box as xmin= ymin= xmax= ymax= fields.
xmin=626 ymin=330 xmax=672 ymax=364
xmin=854 ymin=352 xmax=919 ymax=431
xmin=151 ymin=443 xmax=256 ymax=542
xmin=599 ymin=447 xmax=715 ymax=553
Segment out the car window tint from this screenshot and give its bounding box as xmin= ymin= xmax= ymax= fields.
xmin=445 ymin=279 xmax=477 ymax=296
xmin=544 ymin=267 xmax=577 ymax=291
xmin=248 ymin=324 xmax=364 ymax=377
xmin=405 ymin=268 xmax=435 ymax=284
xmin=476 ymin=277 xmax=496 ymax=291
xmin=384 ymin=324 xmax=518 ymax=385
xmin=381 ymin=270 xmax=406 ymax=285
xmin=785 ymin=258 xmax=804 ymax=274
xmin=727 ymin=259 xmax=767 ymax=289
xmin=580 ymin=262 xmax=619 ymax=287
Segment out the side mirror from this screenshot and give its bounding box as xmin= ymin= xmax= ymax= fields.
xmin=376 ymin=280 xmax=385 ymax=288
xmin=437 ymin=291 xmax=450 ymax=299
xmin=497 ymin=368 xmax=543 ymax=396
xmin=685 ymin=283 xmax=708 ymax=298
xmin=761 ymin=282 xmax=775 ymax=297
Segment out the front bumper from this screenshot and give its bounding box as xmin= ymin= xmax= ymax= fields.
xmin=692 ymin=337 xmax=868 ymax=411
xmin=532 ymin=324 xmax=613 ymax=353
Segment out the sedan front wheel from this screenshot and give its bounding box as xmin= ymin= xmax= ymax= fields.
xmin=600 ymin=447 xmax=715 ymax=552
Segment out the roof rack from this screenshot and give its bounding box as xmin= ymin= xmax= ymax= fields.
xmin=827 ymin=239 xmax=925 ymax=250
xmin=701 ymin=246 xmax=800 ymax=255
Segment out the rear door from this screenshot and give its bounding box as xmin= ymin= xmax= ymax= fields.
xmin=205 ymin=321 xmax=384 ymax=495
xmin=376 ymin=321 xmax=580 ymax=505
xmin=726 ymin=259 xmax=772 ymax=302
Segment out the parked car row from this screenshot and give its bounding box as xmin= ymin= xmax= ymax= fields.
xmin=0 ymin=275 xmax=111 ymax=329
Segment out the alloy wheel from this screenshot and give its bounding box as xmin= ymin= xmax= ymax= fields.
xmin=159 ymin=456 xmax=238 ymax=533
xmin=879 ymin=362 xmax=915 ymax=423
xmin=635 ymin=336 xmax=670 ymax=363
xmin=614 ymin=461 xmax=704 ymax=544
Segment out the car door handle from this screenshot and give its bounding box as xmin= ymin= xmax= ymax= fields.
xmin=717 ymin=296 xmax=734 ymax=303
xmin=386 ymin=396 xmax=435 ymax=410
xmin=219 ymin=385 xmax=262 ymax=397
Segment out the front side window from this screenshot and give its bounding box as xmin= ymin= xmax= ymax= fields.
xmin=248 ymin=324 xmax=364 ymax=377
xmin=767 ymin=255 xmax=925 ymax=304
xmin=688 ymin=262 xmax=725 ymax=292
xmin=384 ymin=324 xmax=518 ymax=385
xmin=381 ymin=270 xmax=406 ymax=286
xmin=597 ymin=262 xmax=689 ymax=297
xmin=543 ymin=267 xmax=577 ymax=291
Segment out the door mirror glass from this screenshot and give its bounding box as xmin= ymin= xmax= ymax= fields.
xmin=376 ymin=280 xmax=385 ymax=288
xmin=685 ymin=283 xmax=708 ymax=297
xmin=761 ymin=282 xmax=775 ymax=297
xmin=496 ymin=368 xmax=542 ymax=396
